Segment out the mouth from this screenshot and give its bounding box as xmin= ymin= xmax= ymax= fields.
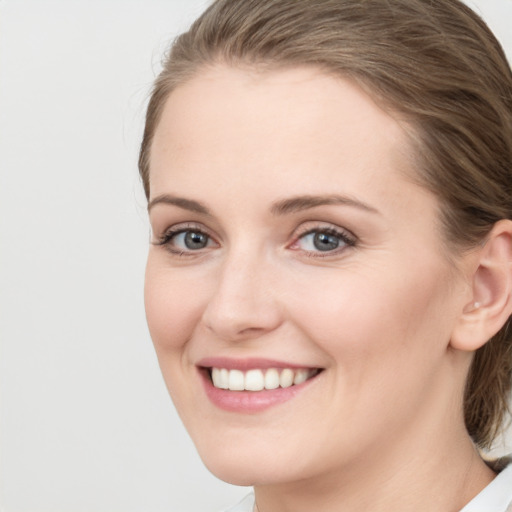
xmin=197 ymin=358 xmax=324 ymax=412
xmin=207 ymin=366 xmax=321 ymax=391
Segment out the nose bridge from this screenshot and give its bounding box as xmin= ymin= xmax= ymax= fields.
xmin=202 ymin=241 xmax=282 ymax=340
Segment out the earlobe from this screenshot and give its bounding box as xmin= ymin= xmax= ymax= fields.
xmin=450 ymin=219 xmax=512 ymax=352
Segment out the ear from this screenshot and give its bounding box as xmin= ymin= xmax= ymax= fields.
xmin=450 ymin=219 xmax=512 ymax=352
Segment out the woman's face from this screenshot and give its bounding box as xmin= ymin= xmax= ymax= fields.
xmin=145 ymin=66 xmax=471 ymax=485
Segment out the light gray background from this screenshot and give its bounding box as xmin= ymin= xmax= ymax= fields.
xmin=0 ymin=1 xmax=511 ymax=511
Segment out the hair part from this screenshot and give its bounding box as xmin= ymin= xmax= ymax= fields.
xmin=139 ymin=0 xmax=512 ymax=448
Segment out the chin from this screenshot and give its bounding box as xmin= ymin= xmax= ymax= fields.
xmin=197 ymin=441 xmax=268 ymax=485
xmin=205 ymin=461 xmax=260 ymax=487
xmin=203 ymin=458 xmax=295 ymax=487
xmin=195 ymin=434 xmax=317 ymax=487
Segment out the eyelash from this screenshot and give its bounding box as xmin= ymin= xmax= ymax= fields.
xmin=153 ymin=223 xmax=356 ymax=258
xmin=153 ymin=224 xmax=217 ymax=256
xmin=289 ymin=226 xmax=356 ymax=257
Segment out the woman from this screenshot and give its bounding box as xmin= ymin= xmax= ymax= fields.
xmin=139 ymin=1 xmax=512 ymax=510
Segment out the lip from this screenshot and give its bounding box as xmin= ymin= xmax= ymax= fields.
xmin=197 ymin=358 xmax=323 ymax=413
xmin=197 ymin=357 xmax=314 ymax=371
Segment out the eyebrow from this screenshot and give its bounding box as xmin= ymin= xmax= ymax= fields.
xmin=147 ymin=194 xmax=211 ymax=215
xmin=270 ymin=194 xmax=380 ymax=215
xmin=147 ymin=193 xmax=379 ymax=216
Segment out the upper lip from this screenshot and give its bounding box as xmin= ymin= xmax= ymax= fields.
xmin=197 ymin=357 xmax=321 ymax=371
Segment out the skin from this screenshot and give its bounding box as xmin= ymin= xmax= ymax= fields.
xmin=145 ymin=65 xmax=496 ymax=512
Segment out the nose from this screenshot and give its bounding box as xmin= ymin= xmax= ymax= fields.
xmin=201 ymin=250 xmax=284 ymax=342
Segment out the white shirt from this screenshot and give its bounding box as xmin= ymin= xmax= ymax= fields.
xmin=460 ymin=463 xmax=512 ymax=512
xmin=223 ymin=464 xmax=512 ymax=512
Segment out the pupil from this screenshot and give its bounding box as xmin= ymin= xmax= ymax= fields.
xmin=185 ymin=231 xmax=208 ymax=249
xmin=313 ymin=232 xmax=339 ymax=251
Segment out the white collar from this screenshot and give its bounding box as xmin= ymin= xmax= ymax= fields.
xmin=459 ymin=463 xmax=512 ymax=512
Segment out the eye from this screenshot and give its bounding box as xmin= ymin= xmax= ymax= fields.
xmin=174 ymin=230 xmax=211 ymax=250
xmin=154 ymin=225 xmax=218 ymax=255
xmin=290 ymin=226 xmax=356 ymax=255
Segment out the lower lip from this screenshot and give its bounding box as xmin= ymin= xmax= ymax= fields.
xmin=200 ymin=370 xmax=319 ymax=413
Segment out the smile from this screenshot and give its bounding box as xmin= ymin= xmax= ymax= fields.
xmin=199 ymin=361 xmax=324 ymax=413
xmin=209 ymin=367 xmax=320 ymax=391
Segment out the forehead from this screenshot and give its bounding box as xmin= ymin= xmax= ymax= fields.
xmin=150 ymin=65 xmax=415 ymax=203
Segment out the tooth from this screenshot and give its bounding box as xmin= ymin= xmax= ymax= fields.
xmin=245 ymin=369 xmax=265 ymax=391
xmin=219 ymin=368 xmax=229 ymax=389
xmin=264 ymin=368 xmax=280 ymax=390
xmin=228 ymin=369 xmax=245 ymax=391
xmin=212 ymin=368 xmax=221 ymax=388
xmin=214 ymin=367 xmax=315 ymax=391
xmin=293 ymin=369 xmax=308 ymax=385
xmin=280 ymin=368 xmax=294 ymax=388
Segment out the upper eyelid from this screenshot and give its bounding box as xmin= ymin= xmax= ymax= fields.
xmin=292 ymin=221 xmax=356 ymax=240
xmin=155 ymin=222 xmax=213 ymax=238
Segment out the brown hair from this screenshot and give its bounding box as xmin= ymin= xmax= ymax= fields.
xmin=139 ymin=0 xmax=512 ymax=449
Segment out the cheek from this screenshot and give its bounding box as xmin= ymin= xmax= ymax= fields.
xmin=288 ymin=259 xmax=455 ymax=364
xmin=143 ymin=257 xmax=209 ymax=416
xmin=281 ymin=262 xmax=459 ymax=451
xmin=144 ymin=256 xmax=205 ymax=352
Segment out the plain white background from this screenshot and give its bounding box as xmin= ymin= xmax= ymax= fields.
xmin=0 ymin=1 xmax=511 ymax=511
